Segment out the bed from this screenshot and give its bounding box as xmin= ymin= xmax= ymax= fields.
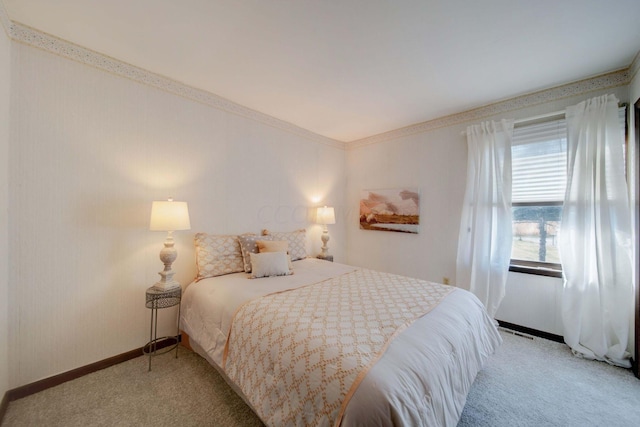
xmin=180 ymin=231 xmax=501 ymax=427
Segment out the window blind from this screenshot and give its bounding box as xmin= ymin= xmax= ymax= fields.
xmin=511 ymin=107 xmax=625 ymax=204
xmin=512 ymin=119 xmax=567 ymax=203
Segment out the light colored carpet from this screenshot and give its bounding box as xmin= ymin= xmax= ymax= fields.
xmin=3 ymin=349 xmax=264 ymax=427
xmin=3 ymin=329 xmax=640 ymax=426
xmin=459 ymin=329 xmax=640 ymax=426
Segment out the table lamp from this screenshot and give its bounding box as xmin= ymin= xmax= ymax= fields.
xmin=149 ymin=198 xmax=191 ymax=291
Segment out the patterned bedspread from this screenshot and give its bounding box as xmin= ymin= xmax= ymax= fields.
xmin=223 ymin=268 xmax=454 ymax=427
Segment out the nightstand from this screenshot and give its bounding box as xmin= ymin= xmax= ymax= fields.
xmin=317 ymin=255 xmax=334 ymax=262
xmin=143 ymin=286 xmax=181 ymax=371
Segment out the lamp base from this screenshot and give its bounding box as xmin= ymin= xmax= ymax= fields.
xmin=319 ymin=227 xmax=332 ymax=259
xmin=153 ymin=232 xmax=181 ymax=291
xmin=152 ymin=280 xmax=181 ymax=291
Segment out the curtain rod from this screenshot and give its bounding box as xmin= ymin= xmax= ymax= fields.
xmin=460 ymin=103 xmax=626 ymax=137
xmin=460 ymin=110 xmax=565 ymax=136
xmin=514 ymin=110 xmax=565 ymax=125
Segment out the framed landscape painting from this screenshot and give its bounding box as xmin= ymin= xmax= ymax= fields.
xmin=359 ymin=188 xmax=420 ymax=233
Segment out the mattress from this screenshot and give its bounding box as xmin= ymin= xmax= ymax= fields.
xmin=180 ymin=258 xmax=501 ymax=426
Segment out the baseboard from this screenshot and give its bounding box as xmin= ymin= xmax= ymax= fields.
xmin=497 ymin=320 xmax=564 ymax=343
xmin=6 ymin=336 xmax=179 ymax=403
xmin=0 ymin=390 xmax=9 ymax=425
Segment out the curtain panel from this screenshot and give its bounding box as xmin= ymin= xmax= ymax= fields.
xmin=560 ymin=94 xmax=634 ymax=367
xmin=456 ymin=119 xmax=514 ymax=318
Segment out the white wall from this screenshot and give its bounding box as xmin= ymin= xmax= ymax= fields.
xmin=7 ymin=43 xmax=346 ymax=388
xmin=346 ymin=85 xmax=629 ymax=337
xmin=629 ymin=64 xmax=639 ymax=359
xmin=346 ymin=126 xmax=465 ymax=282
xmin=0 ymin=16 xmax=10 ymax=400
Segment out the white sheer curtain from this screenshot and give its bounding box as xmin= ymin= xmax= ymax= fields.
xmin=560 ymin=94 xmax=634 ymax=367
xmin=456 ymin=119 xmax=514 ymax=318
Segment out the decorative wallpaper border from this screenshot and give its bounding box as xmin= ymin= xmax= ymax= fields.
xmin=347 ymin=68 xmax=632 ymax=149
xmin=6 ymin=20 xmax=346 ymax=150
xmin=1 ymin=3 xmax=637 ymax=151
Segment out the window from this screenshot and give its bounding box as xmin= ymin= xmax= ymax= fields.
xmin=510 ymin=107 xmax=627 ymax=277
xmin=510 ymin=117 xmax=565 ymax=276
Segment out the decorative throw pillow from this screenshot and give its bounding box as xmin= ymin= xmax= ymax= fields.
xmin=261 ymin=229 xmax=308 ymax=261
xmin=194 ymin=233 xmax=245 ymax=281
xmin=238 ymin=234 xmax=273 ymax=273
xmin=257 ymin=240 xmax=293 ymax=271
xmin=249 ymin=252 xmax=292 ymax=279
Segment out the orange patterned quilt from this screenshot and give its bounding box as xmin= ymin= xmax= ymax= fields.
xmin=223 ymin=268 xmax=454 ymax=427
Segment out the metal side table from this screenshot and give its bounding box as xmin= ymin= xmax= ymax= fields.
xmin=143 ymin=286 xmax=181 ymax=371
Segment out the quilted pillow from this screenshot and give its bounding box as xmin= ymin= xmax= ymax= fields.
xmin=194 ymin=233 xmax=245 ymax=281
xmin=249 ymin=252 xmax=292 ymax=279
xmin=238 ymin=234 xmax=273 ymax=273
xmin=261 ymin=229 xmax=308 ymax=261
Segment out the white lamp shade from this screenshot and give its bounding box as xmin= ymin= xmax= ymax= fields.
xmin=316 ymin=206 xmax=336 ymax=225
xmin=149 ymin=200 xmax=191 ymax=231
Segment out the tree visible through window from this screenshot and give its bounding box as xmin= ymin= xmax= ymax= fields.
xmin=512 ymin=205 xmax=561 ymax=264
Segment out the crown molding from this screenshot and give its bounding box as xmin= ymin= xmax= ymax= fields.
xmin=6 ymin=20 xmax=346 ymax=150
xmin=0 ymin=0 xmax=11 ymax=38
xmin=347 ymin=67 xmax=632 ymax=149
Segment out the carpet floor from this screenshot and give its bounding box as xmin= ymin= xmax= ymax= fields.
xmin=3 ymin=329 xmax=640 ymax=426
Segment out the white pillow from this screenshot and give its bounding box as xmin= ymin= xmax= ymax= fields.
xmin=257 ymin=240 xmax=293 ymax=271
xmin=249 ymin=252 xmax=293 ymax=279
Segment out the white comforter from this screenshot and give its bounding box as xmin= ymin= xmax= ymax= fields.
xmin=180 ymin=258 xmax=501 ymax=426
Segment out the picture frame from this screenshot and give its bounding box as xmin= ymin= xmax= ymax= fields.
xmin=359 ymin=188 xmax=420 ymax=234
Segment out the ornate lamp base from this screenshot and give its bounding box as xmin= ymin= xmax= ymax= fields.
xmin=318 ymin=227 xmax=332 ymax=260
xmin=153 ymin=231 xmax=181 ymax=291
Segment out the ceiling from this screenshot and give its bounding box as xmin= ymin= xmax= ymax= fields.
xmin=3 ymin=0 xmax=640 ymax=142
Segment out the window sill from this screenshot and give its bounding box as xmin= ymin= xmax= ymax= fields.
xmin=509 ymin=264 xmax=562 ymax=278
